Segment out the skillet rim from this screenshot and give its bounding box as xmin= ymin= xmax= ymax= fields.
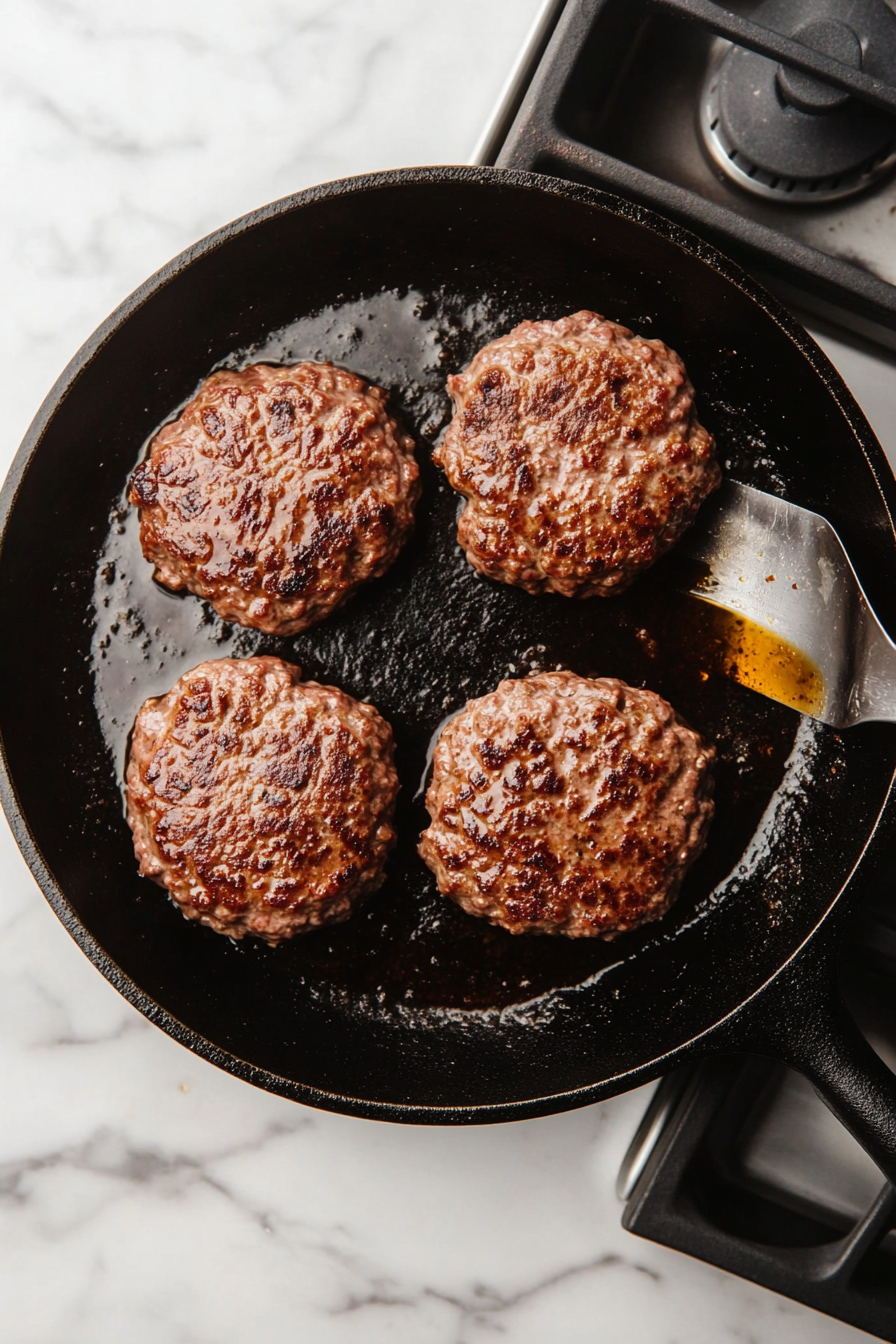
xmin=2 ymin=163 xmax=896 ymax=1124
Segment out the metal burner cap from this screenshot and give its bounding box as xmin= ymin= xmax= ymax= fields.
xmin=776 ymin=19 xmax=861 ymax=115
xmin=700 ymin=0 xmax=896 ymax=203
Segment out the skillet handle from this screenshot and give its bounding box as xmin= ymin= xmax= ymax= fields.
xmin=723 ymin=942 xmax=896 ymax=1186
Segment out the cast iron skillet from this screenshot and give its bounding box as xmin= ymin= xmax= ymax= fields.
xmin=2 ymin=168 xmax=896 ymax=1178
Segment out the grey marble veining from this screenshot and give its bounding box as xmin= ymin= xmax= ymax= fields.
xmin=0 ymin=2 xmax=876 ymax=1340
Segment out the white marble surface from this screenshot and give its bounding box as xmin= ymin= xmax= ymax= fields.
xmin=0 ymin=3 xmax=886 ymax=1340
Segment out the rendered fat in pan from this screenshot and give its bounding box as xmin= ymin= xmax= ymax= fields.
xmin=1 ymin=168 xmax=895 ymax=1179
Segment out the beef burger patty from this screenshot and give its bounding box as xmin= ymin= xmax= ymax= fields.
xmin=126 ymin=657 xmax=398 ymax=944
xmin=436 ymin=311 xmax=719 ymax=597
xmin=419 ymin=671 xmax=714 ymax=939
xmin=130 ymin=361 xmax=419 ymax=635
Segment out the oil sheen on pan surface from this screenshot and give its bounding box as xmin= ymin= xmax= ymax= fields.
xmin=2 ymin=176 xmax=890 ymax=1113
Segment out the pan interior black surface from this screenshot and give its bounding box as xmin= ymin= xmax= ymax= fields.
xmin=2 ymin=171 xmax=895 ymax=1114
xmin=94 ymin=287 xmax=816 ymax=1009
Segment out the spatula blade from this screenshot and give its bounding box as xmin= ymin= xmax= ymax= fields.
xmin=670 ymin=481 xmax=896 ymax=727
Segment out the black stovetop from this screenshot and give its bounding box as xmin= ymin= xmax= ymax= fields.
xmin=483 ymin=0 xmax=896 ymax=349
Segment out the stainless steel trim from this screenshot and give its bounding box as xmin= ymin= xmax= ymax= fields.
xmin=470 ymin=0 xmax=568 ymax=166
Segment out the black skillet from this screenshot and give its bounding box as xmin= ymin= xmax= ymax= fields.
xmin=2 ymin=167 xmax=896 ymax=1179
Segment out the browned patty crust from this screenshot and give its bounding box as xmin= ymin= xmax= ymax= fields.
xmin=126 ymin=657 xmax=399 ymax=944
xmin=435 ymin=311 xmax=720 ymax=597
xmin=130 ymin=361 xmax=419 ymax=635
xmin=419 ymin=672 xmax=714 ymax=938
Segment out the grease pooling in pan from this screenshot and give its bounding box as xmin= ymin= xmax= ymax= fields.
xmin=92 ymin=286 xmax=811 ymax=1015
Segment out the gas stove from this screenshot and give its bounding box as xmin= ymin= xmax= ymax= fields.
xmin=478 ymin=0 xmax=896 ymax=347
xmin=477 ymin=2 xmax=896 ymax=1337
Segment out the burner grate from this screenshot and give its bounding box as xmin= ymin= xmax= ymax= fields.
xmin=619 ymin=1053 xmax=896 ymax=1339
xmin=616 ymin=884 xmax=896 ymax=1339
xmin=485 ymin=0 xmax=896 ymax=348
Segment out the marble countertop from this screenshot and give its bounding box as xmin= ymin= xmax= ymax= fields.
xmin=0 ymin=4 xmax=883 ymax=1340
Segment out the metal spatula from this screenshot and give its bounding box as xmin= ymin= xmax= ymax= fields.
xmin=671 ymin=480 xmax=896 ymax=727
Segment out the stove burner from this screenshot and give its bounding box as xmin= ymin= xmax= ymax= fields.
xmin=700 ymin=0 xmax=896 ymax=204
